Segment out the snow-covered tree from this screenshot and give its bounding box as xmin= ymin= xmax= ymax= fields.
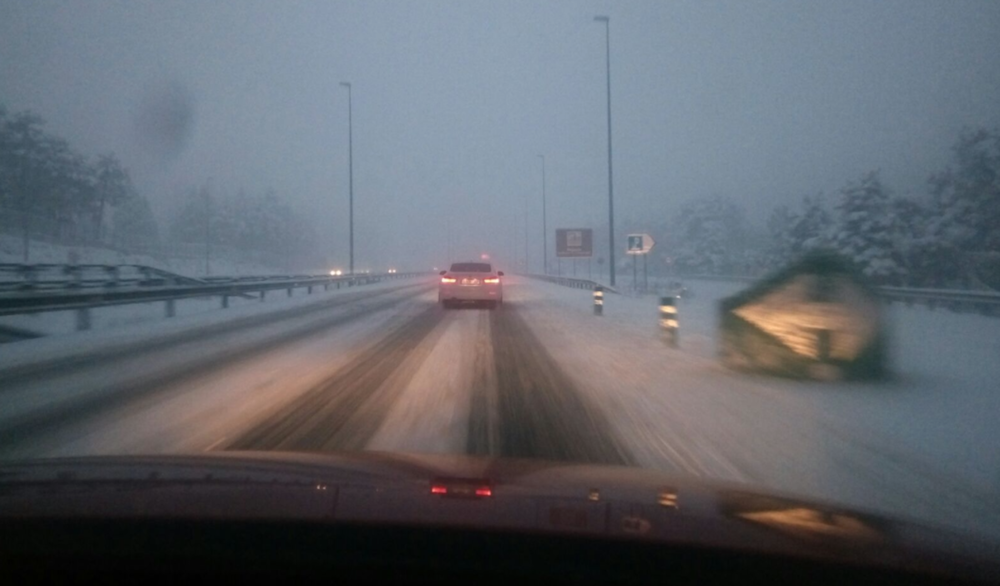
xmin=929 ymin=127 xmax=1000 ymax=254
xmin=169 ymin=184 xmax=212 ymax=245
xmin=765 ymin=204 xmax=797 ymax=266
xmin=831 ymin=170 xmax=906 ymax=284
xmin=672 ymin=195 xmax=747 ymax=274
xmin=112 ymin=194 xmax=160 ymax=252
xmin=883 ymin=195 xmax=960 ymax=287
xmin=167 ymin=183 xmax=321 ymax=271
xmin=92 ymin=154 xmax=135 ymax=241
xmin=789 ymin=194 xmax=833 ymax=255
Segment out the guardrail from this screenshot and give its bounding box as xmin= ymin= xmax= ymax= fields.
xmin=528 ymin=272 xmax=1000 ymax=316
xmin=0 ymin=269 xmax=428 ymax=331
xmin=524 ymin=274 xmax=618 ymax=293
xmin=0 ymin=263 xmax=407 ymax=292
xmin=879 ymin=286 xmax=1000 ymax=315
xmin=674 ymin=275 xmax=1000 ymax=315
xmin=0 ymin=263 xmax=207 ymax=292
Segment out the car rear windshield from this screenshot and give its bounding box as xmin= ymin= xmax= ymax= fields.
xmin=450 ymin=263 xmax=492 ymax=273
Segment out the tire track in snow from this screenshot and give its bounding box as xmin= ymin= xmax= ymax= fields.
xmin=465 ymin=311 xmax=499 ymax=455
xmin=467 ymin=305 xmax=634 ymax=466
xmin=0 ymin=284 xmax=432 ymax=457
xmin=226 ymin=305 xmax=448 ymax=452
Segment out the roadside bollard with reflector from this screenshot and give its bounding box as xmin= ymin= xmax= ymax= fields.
xmin=660 ymin=296 xmax=678 ymax=347
xmin=593 ymin=286 xmax=604 ymax=316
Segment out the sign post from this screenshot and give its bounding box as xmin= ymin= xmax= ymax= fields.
xmin=626 ymin=233 xmax=655 ymax=293
xmin=556 ymin=228 xmax=593 ymax=281
xmin=556 ymin=229 xmax=594 ymax=258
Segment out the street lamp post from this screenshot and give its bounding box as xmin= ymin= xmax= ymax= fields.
xmin=340 ymin=81 xmax=354 ymax=275
xmin=594 ymin=16 xmax=615 ymax=286
xmin=539 ymin=154 xmax=547 ymax=275
xmin=524 ymin=190 xmax=529 ymax=273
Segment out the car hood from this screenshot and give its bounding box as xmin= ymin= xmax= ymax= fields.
xmin=0 ymin=450 xmax=996 ymax=576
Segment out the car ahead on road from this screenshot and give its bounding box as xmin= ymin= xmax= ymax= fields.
xmin=439 ymin=262 xmax=504 ymax=309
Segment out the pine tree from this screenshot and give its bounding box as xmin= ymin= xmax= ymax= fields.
xmin=831 ymin=171 xmax=906 ymax=285
xmin=673 ymin=195 xmax=745 ymax=274
xmin=929 ymin=127 xmax=1000 ymax=254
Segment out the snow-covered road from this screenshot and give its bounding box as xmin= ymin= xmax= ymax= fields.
xmin=0 ymin=275 xmax=997 ymax=543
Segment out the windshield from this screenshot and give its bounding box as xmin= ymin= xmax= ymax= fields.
xmin=449 ymin=263 xmax=492 ymax=273
xmin=1 ymin=0 xmax=999 ymax=550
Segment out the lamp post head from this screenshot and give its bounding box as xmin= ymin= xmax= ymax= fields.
xmin=594 ymin=15 xmax=609 ymax=22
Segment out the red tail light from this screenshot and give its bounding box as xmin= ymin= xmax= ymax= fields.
xmin=484 ymin=278 xmax=500 ymax=284
xmin=441 ymin=277 xmax=457 ymax=284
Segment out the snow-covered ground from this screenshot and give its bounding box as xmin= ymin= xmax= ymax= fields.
xmin=0 ymin=277 xmax=427 ymax=374
xmin=515 ymin=277 xmax=1000 ymax=540
xmin=2 ymin=274 xmax=997 ymax=543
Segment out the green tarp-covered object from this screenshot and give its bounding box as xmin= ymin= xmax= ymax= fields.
xmin=719 ymin=251 xmax=887 ymax=381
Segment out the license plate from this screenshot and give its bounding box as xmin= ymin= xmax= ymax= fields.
xmin=461 ymin=278 xmax=480 ymax=286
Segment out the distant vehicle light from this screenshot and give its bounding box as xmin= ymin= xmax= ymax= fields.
xmin=441 ymin=277 xmax=457 ymax=284
xmin=431 ymin=485 xmax=448 ymax=495
xmin=480 ymin=254 xmax=490 ymax=260
xmin=475 ymin=487 xmax=492 ymax=497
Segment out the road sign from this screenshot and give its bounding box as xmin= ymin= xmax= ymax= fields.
xmin=556 ymin=228 xmax=593 ymax=258
xmin=626 ymin=233 xmax=655 ymax=255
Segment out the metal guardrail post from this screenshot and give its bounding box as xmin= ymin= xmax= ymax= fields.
xmin=165 ymin=298 xmax=176 ymax=318
xmin=19 ymin=265 xmax=38 ymax=290
xmin=593 ymin=286 xmax=604 ymax=316
xmin=105 ymin=265 xmax=120 ymax=287
xmin=659 ymin=296 xmax=678 ymax=347
xmin=66 ymin=265 xmax=83 ymax=288
xmin=222 ymin=295 xmax=229 ymax=309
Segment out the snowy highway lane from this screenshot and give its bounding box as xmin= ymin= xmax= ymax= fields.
xmin=0 ymin=275 xmax=998 ymax=542
xmin=0 ymin=276 xmax=634 ymax=469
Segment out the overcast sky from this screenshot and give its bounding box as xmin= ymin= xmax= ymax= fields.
xmin=2 ymin=1 xmax=999 ymax=271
